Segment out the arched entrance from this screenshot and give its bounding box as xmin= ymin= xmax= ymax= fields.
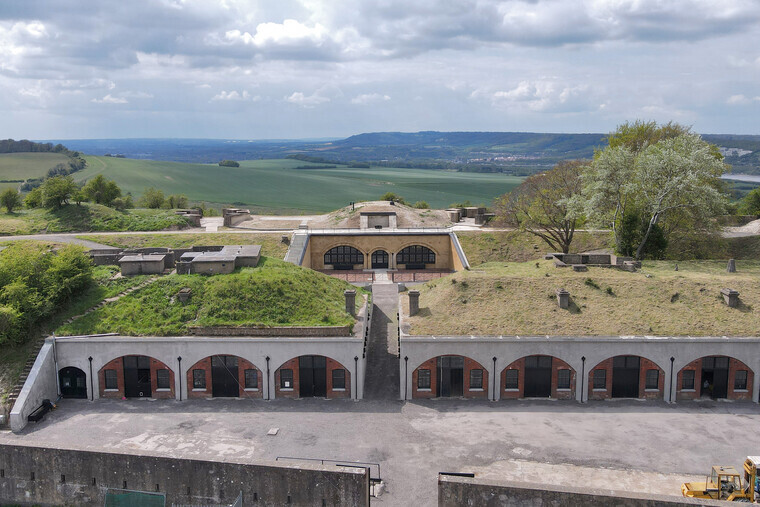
xmin=412 ymin=355 xmax=488 ymax=399
xmin=275 ymin=355 xmax=351 ymax=399
xmin=59 ymin=367 xmax=87 ymax=398
xmin=612 ymin=356 xmax=640 ymax=398
xmin=677 ymin=356 xmax=754 ymax=401
xmin=124 ymin=355 xmax=152 ymax=398
xmin=186 ymin=355 xmax=262 ymax=399
xmin=299 ymin=355 xmax=327 ymax=397
xmin=501 ymin=355 xmax=576 ymax=400
xmin=212 ymin=355 xmax=240 ymax=397
xmin=588 ymin=355 xmax=664 ymax=400
xmin=437 ymin=356 xmax=464 ymax=397
xmin=371 ymin=250 xmax=389 ymax=269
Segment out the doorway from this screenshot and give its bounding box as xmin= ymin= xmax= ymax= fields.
xmin=371 ymin=250 xmax=389 ymax=269
xmin=212 ymin=355 xmax=240 ymax=397
xmin=700 ymin=356 xmax=729 ymax=399
xmin=299 ymin=355 xmax=327 ymax=397
xmin=437 ymin=356 xmax=464 ymax=397
xmin=524 ymin=356 xmax=553 ymax=398
xmin=123 ymin=356 xmax=152 ymax=398
xmin=59 ymin=367 xmax=87 ymax=398
xmin=611 ymin=356 xmax=640 ymax=398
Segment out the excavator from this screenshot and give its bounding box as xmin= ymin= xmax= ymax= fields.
xmin=682 ymin=457 xmax=759 ymax=502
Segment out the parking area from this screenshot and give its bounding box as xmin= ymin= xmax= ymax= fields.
xmin=2 ymin=398 xmax=759 ymax=505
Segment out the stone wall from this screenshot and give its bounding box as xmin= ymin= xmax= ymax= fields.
xmin=0 ymin=444 xmax=369 ymax=506
xmin=9 ymin=343 xmax=57 ymax=433
xmin=188 ymin=325 xmax=353 ymax=337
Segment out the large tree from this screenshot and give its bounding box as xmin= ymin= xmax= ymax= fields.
xmin=579 ymin=122 xmax=728 ymax=259
xmin=82 ymin=174 xmax=121 ymax=206
xmin=495 ymin=160 xmax=586 ymax=253
xmin=41 ymin=175 xmax=77 ymax=209
xmin=0 ymin=188 xmax=22 ymax=213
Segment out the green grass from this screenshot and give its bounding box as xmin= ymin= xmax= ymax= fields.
xmin=0 ymin=203 xmax=192 ymax=235
xmin=74 ymin=156 xmax=523 ymax=212
xmin=405 ymin=259 xmax=760 ymax=337
xmin=0 ymin=152 xmax=70 ymax=191
xmin=56 ymin=257 xmax=362 ymax=336
xmin=77 ymin=233 xmax=290 ymax=259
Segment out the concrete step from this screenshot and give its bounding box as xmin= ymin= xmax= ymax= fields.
xmin=284 ymin=233 xmax=308 ymax=265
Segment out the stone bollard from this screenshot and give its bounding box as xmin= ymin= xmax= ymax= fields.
xmin=727 ymin=259 xmax=736 ymax=273
xmin=556 ymin=288 xmax=569 ymax=309
xmin=408 ymin=290 xmax=420 ymax=316
xmin=177 ymin=287 xmax=192 ymax=303
xmin=281 ymin=235 xmax=290 ymax=245
xmin=721 ymin=288 xmax=739 ymax=308
xmin=344 ymin=289 xmax=356 ymax=316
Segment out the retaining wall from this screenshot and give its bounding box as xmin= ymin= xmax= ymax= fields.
xmin=9 ymin=342 xmax=57 ymax=433
xmin=0 ymin=444 xmax=369 ymax=506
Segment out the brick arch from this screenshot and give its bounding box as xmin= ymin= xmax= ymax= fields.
xmin=676 ymin=355 xmax=754 ymax=401
xmin=587 ymin=355 xmax=665 ymax=401
xmin=186 ymin=355 xmax=263 ymax=399
xmin=322 ymin=245 xmax=366 ymax=269
xmin=274 ymin=355 xmax=351 ymax=399
xmin=501 ymin=355 xmax=576 ymax=400
xmin=98 ymin=355 xmax=175 ymax=399
xmin=412 ymin=355 xmax=488 ymax=399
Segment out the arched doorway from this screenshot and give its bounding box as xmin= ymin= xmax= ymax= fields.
xmin=588 ymin=355 xmax=664 ymax=400
xmin=212 ymin=355 xmax=240 ymax=397
xmin=412 ymin=355 xmax=488 ymax=399
xmin=275 ymin=355 xmax=350 ymax=399
xmin=299 ymin=355 xmax=327 ymax=397
xmin=397 ymin=245 xmax=436 ymax=270
xmin=59 ymin=367 xmax=87 ymax=398
xmin=323 ymin=246 xmax=364 ymax=270
xmin=677 ymin=356 xmax=753 ymax=401
xmin=124 ymin=355 xmax=152 ymax=398
xmin=612 ymin=356 xmax=640 ymax=398
xmin=187 ymin=355 xmax=262 ymax=399
xmin=371 ymin=250 xmax=389 ymax=269
xmin=501 ymin=355 xmax=576 ymax=400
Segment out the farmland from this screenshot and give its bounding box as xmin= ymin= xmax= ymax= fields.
xmin=0 ymin=152 xmax=71 ymax=191
xmin=75 ymin=156 xmax=523 ymax=212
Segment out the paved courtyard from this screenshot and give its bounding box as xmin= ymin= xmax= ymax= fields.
xmin=2 ymin=398 xmax=760 ymax=505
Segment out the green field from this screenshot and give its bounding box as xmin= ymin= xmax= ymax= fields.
xmin=0 ymin=152 xmax=71 ymax=191
xmin=75 ymin=156 xmax=523 ymax=212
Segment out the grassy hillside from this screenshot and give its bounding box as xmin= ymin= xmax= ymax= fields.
xmin=74 ymin=156 xmax=522 ymax=212
xmin=56 ymin=257 xmax=361 ymax=336
xmin=0 ymin=203 xmax=192 ymax=235
xmin=0 ymin=152 xmax=71 ymax=191
xmin=405 ymin=260 xmax=760 ymax=336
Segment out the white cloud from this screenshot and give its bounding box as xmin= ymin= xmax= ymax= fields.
xmin=727 ymin=94 xmax=760 ymax=105
xmin=285 ymin=91 xmax=330 ymax=107
xmin=224 ymin=19 xmax=328 ymax=48
xmin=210 ymin=90 xmax=257 ymax=101
xmin=91 ymin=94 xmax=128 ymax=104
xmin=351 ymin=93 xmax=391 ymax=105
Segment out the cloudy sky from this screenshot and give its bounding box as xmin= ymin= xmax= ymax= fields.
xmin=1 ymin=0 xmax=759 ymax=139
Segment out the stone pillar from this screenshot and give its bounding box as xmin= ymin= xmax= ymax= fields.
xmin=556 ymin=288 xmax=569 ymax=309
xmin=721 ymin=288 xmax=739 ymax=308
xmin=727 ymin=259 xmax=736 ymax=273
xmin=344 ymin=290 xmax=356 ymax=316
xmin=408 ymin=290 xmax=420 ymax=316
xmin=281 ymin=235 xmax=290 ymax=245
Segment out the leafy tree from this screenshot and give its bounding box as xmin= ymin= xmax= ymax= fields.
xmin=413 ymin=201 xmax=430 ymax=209
xmin=219 ymin=160 xmax=240 ymax=167
xmin=41 ymin=175 xmax=77 ymax=208
xmin=24 ymin=187 xmax=43 ymax=208
xmin=142 ymin=187 xmax=165 ymax=209
xmin=738 ymin=187 xmax=760 ymax=215
xmin=82 ymin=175 xmax=121 ymax=206
xmin=0 ymin=188 xmax=22 ymax=213
xmin=495 ymin=160 xmax=585 ymax=253
xmin=166 ymin=194 xmax=188 ymax=209
xmin=380 ymin=192 xmax=405 ymax=204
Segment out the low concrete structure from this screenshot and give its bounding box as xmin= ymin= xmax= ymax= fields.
xmin=556 ymin=288 xmax=569 ymax=309
xmin=118 ymin=253 xmax=166 ymax=275
xmin=408 ymin=290 xmax=420 ymax=316
xmin=548 ymin=252 xmax=639 ymax=270
xmin=222 ymin=207 xmax=251 ymax=227
xmin=174 ymin=208 xmax=202 ymax=226
xmin=360 ymin=210 xmax=397 ymax=229
xmin=176 ymin=245 xmax=261 ymax=274
xmin=721 ymin=288 xmax=739 ymax=308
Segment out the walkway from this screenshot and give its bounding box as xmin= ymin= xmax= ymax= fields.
xmin=362 ymin=279 xmax=400 ymax=400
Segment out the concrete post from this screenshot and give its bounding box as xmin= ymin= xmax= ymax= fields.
xmin=721 ymin=288 xmax=739 ymax=308
xmin=727 ymin=258 xmax=736 ymax=273
xmin=344 ymin=290 xmax=356 ymax=316
xmin=408 ymin=290 xmax=420 ymax=316
xmin=556 ymin=288 xmax=569 ymax=309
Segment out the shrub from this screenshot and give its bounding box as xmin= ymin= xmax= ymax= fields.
xmin=413 ymin=201 xmax=430 ymax=209
xmin=380 ymin=192 xmax=405 ymax=204
xmin=0 ymin=188 xmax=22 ymax=213
xmin=141 ymin=187 xmax=165 ymax=209
xmin=219 ymin=160 xmax=240 ymax=167
xmin=24 ymin=187 xmax=43 ymax=208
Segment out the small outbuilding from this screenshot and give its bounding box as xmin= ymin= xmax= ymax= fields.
xmin=119 ymin=254 xmax=167 ymax=276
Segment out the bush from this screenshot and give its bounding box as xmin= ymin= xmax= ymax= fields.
xmin=41 ymin=175 xmax=77 ymax=208
xmin=141 ymin=187 xmax=165 ymax=209
xmin=24 ymin=187 xmax=43 ymax=208
xmin=166 ymin=194 xmax=188 ymax=209
xmin=413 ymin=201 xmax=430 ymax=209
xmin=738 ymin=187 xmax=760 ymax=215
xmin=82 ymin=175 xmax=121 ymax=206
xmin=380 ymin=192 xmax=406 ymax=204
xmin=219 ymin=160 xmax=240 ymax=167
xmin=0 ymin=188 xmax=22 ymax=213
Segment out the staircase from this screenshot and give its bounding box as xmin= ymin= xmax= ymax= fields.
xmin=284 ymin=233 xmax=309 ymax=265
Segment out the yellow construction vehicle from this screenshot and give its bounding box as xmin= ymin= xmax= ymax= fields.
xmin=682 ymin=457 xmax=759 ymax=502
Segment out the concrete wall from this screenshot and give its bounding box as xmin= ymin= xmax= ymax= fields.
xmin=0 ymin=444 xmax=369 ymax=506
xmin=438 ymin=474 xmax=724 ymax=507
xmin=9 ymin=342 xmax=57 ymax=433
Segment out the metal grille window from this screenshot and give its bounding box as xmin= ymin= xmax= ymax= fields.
xmin=525 ymin=355 xmax=552 ymax=368
xmin=645 ymin=369 xmax=659 ymax=390
xmin=104 ymin=369 xmax=118 ymax=390
xmin=417 ymin=369 xmax=431 ymax=389
xmin=280 ymin=369 xmax=294 ymax=389
xmin=613 ymin=356 xmax=640 ymax=369
xmin=702 ymin=356 xmax=729 ymax=370
xmin=156 ymin=369 xmax=170 ymax=389
xmin=735 ymin=370 xmax=748 ymax=390
xmin=593 ymin=369 xmax=606 ymax=389
xmin=244 ymin=369 xmax=258 ymax=389
xmin=682 ymin=370 xmax=695 ymax=390
xmin=505 ymin=369 xmax=519 ymax=389
xmin=397 ymin=245 xmax=436 ymax=265
xmin=557 ymin=369 xmax=571 ymax=389
xmin=469 ymin=369 xmax=483 ymax=389
xmin=324 ymin=246 xmax=363 ymax=266
xmin=192 ymin=369 xmax=206 ymax=389
xmin=332 ymin=369 xmax=346 ymax=389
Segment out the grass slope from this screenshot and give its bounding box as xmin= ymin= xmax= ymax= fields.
xmin=406 ymin=259 xmax=760 ymax=336
xmin=0 ymin=152 xmax=70 ymax=191
xmin=0 ymin=203 xmax=191 ymax=235
xmin=75 ymin=156 xmax=522 ymax=212
xmin=56 ymin=257 xmax=360 ymax=336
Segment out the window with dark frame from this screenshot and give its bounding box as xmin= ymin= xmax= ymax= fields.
xmin=682 ymin=370 xmax=695 ymax=390
xmin=735 ymin=370 xmax=748 ymax=390
xmin=505 ymin=369 xmax=518 ymax=390
xmin=244 ymin=369 xmax=258 ymax=389
xmin=397 ymin=245 xmax=436 ymax=265
xmin=593 ymin=369 xmax=606 ymax=389
xmin=645 ymin=369 xmax=659 ymax=390
xmin=557 ymin=369 xmax=571 ymax=389
xmin=104 ymin=369 xmax=118 ymax=390
xmin=323 ymin=246 xmax=363 ymax=267
xmin=332 ymin=369 xmax=346 ymax=390
xmin=192 ymin=369 xmax=206 ymax=389
xmin=156 ymin=369 xmax=170 ymax=389
xmin=280 ymin=369 xmax=294 ymax=389
xmin=470 ymin=369 xmax=483 ymax=389
xmin=417 ymin=369 xmax=431 ymax=389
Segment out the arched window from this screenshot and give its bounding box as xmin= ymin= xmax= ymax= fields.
xmin=397 ymin=245 xmax=436 ymax=267
xmin=324 ymin=246 xmax=364 ymax=269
